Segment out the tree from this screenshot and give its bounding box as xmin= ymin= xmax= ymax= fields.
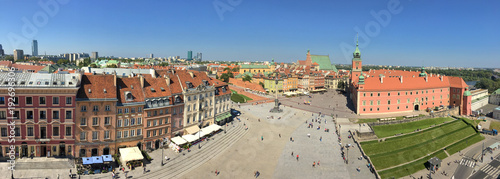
xmin=4 ymin=56 xmax=14 ymax=62
xmin=231 ymin=67 xmax=240 ymax=72
xmin=57 ymin=59 xmax=70 ymax=64
xmin=28 ymin=56 xmax=40 ymax=62
xmin=220 ymin=71 xmax=234 ymax=82
xmin=159 ymin=62 xmax=169 ymax=67
xmin=89 ymin=64 xmax=98 ymax=68
xmin=223 ymin=67 xmax=231 ymax=72
xmin=242 ymin=74 xmax=252 ymax=82
xmin=337 ymin=80 xmax=345 ymax=89
xmin=259 ymin=81 xmax=265 ymax=89
xmin=107 ymin=64 xmax=118 ymax=68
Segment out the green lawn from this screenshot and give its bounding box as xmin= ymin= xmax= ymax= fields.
xmin=446 ymin=133 xmax=485 ymax=155
xmin=372 ymin=117 xmax=454 ymax=138
xmin=378 ymin=150 xmax=448 ymax=179
xmin=356 ymin=114 xmax=425 ymax=124
xmin=489 ymin=120 xmax=500 ymax=131
xmin=230 ymin=90 xmax=253 ymax=103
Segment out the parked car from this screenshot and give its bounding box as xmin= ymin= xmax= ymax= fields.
xmin=231 ymin=109 xmax=241 ymax=116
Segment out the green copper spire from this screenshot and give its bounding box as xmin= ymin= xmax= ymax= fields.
xmin=419 ymin=67 xmax=427 ymax=77
xmin=353 ymin=34 xmax=361 ymax=58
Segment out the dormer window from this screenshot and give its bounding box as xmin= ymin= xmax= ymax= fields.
xmin=186 ymin=82 xmax=194 ymax=88
xmin=150 ymin=88 xmax=156 ymax=92
xmin=104 ymin=89 xmax=107 ymax=93
xmin=222 ymin=86 xmax=227 ymax=93
xmin=88 ymin=89 xmax=92 ymax=93
xmin=160 ymin=87 xmax=165 ymax=91
xmin=175 ymin=96 xmax=182 ymax=103
xmin=53 ymin=82 xmax=57 ymax=85
xmin=203 ymin=80 xmax=209 ymax=86
xmin=125 ymin=92 xmax=133 ymax=101
xmin=131 ymin=85 xmax=134 ymax=89
xmin=20 ymin=81 xmax=25 ymax=85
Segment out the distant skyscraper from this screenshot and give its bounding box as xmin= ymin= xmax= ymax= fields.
xmin=14 ymin=49 xmax=24 ymax=61
xmin=0 ymin=44 xmax=4 ymax=56
xmin=32 ymin=40 xmax=38 ymax=56
xmin=187 ymin=51 xmax=193 ymax=61
xmin=150 ymin=54 xmax=154 ymax=58
xmin=91 ymin=52 xmax=98 ymax=60
xmin=197 ymin=52 xmax=202 ymax=61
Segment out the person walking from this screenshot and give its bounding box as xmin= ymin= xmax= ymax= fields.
xmin=261 ymin=136 xmax=263 ymax=141
xmin=125 ymin=172 xmax=128 ymax=178
xmin=296 ymin=155 xmax=299 ymax=161
xmin=317 ymin=160 xmax=320 ymax=166
xmin=279 ymin=134 xmax=281 ymax=138
xmin=291 ymin=152 xmax=293 ymax=156
xmin=320 ymin=136 xmax=322 ymax=142
xmin=313 ymin=161 xmax=316 ymax=167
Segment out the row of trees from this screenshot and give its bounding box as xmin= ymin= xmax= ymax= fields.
xmin=475 ymin=78 xmax=500 ymax=93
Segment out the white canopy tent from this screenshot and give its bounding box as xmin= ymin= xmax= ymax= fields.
xmin=182 ymin=134 xmax=200 ymax=143
xmin=119 ymin=147 xmax=144 ymax=165
xmin=202 ymin=124 xmax=221 ymax=133
xmin=171 ymin=136 xmax=188 ymax=145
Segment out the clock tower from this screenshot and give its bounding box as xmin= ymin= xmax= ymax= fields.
xmin=351 ymin=35 xmax=362 ymax=82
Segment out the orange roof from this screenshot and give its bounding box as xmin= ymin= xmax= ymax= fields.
xmin=0 ymin=60 xmax=12 ymax=67
xmin=117 ymin=77 xmax=145 ymax=103
xmin=77 ymin=75 xmax=118 ymax=99
xmin=142 ymin=74 xmax=172 ymax=98
xmin=448 ymin=76 xmax=467 ymax=88
xmin=359 ymin=75 xmax=450 ymax=91
xmin=11 ymin=64 xmax=46 ymax=72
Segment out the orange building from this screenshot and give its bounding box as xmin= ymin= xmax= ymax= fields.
xmin=75 ymin=75 xmax=118 ymax=157
xmin=349 ymin=40 xmax=470 ymax=115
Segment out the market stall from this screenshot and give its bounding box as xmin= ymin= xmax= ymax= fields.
xmin=119 ymin=147 xmax=144 ymax=170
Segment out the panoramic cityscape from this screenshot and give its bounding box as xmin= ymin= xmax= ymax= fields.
xmin=1 ymin=1 xmax=500 ymax=179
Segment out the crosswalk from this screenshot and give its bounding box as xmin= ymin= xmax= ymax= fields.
xmin=479 ymin=164 xmax=500 ymax=177
xmin=460 ymin=158 xmax=476 ymax=168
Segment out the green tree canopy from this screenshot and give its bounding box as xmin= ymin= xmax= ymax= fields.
xmin=242 ymin=74 xmax=252 ymax=82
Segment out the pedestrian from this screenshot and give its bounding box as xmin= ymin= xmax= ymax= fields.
xmin=261 ymin=136 xmax=263 ymax=141
xmin=296 ymin=155 xmax=299 ymax=161
xmin=317 ymin=160 xmax=320 ymax=166
xmin=125 ymin=172 xmax=128 ymax=178
xmin=279 ymin=134 xmax=281 ymax=138
xmin=291 ymin=152 xmax=293 ymax=156
xmin=112 ymin=172 xmax=115 ymax=179
xmin=290 ymin=137 xmax=292 ymax=141
xmin=313 ymin=161 xmax=316 ymax=167
xmin=143 ymin=166 xmax=146 ymax=174
xmin=215 ymin=169 xmax=218 ymax=176
xmin=320 ymin=136 xmax=322 ymax=141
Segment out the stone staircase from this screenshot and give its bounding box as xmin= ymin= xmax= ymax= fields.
xmin=142 ymin=121 xmax=249 ymax=178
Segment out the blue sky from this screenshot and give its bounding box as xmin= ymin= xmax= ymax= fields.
xmin=0 ymin=0 xmax=499 ymax=68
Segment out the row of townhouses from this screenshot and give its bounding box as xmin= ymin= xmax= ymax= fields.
xmin=0 ymin=69 xmax=232 ymax=158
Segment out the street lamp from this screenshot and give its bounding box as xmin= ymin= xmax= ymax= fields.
xmin=198 ymin=121 xmax=202 ymax=149
xmin=161 ymin=140 xmax=164 ymax=166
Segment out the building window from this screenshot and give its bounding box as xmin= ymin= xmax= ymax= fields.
xmin=26 ymin=97 xmax=32 ymax=104
xmin=105 ymin=105 xmax=111 ymax=111
xmin=92 ymin=117 xmax=99 ymax=126
xmin=130 ymin=130 xmax=135 ymax=137
xmin=147 ymin=131 xmax=150 ymax=137
xmin=0 ymin=97 xmax=4 ymax=104
xmin=153 ymin=120 xmax=157 ymax=126
xmin=159 ymin=119 xmax=163 ymax=125
xmin=105 ymin=117 xmax=111 ymax=125
xmin=53 ymin=97 xmax=59 ymax=105
xmin=27 ymin=127 xmax=34 ymax=136
xmin=117 ymin=131 xmax=121 ymax=139
xmin=117 ymin=120 xmax=122 ymax=127
xmin=1 ymin=128 xmax=7 ymax=137
xmin=81 ymin=106 xmax=87 ymax=112
xmin=65 ymin=127 xmax=71 ymax=136
xmin=377 ymin=93 xmax=380 ymax=96
xmin=13 ymin=97 xmax=19 ymax=105
xmin=104 ymin=131 xmax=110 ymax=139
xmin=137 ymin=129 xmax=142 ymax=136
xmin=53 ymin=127 xmax=59 ymax=136
xmin=388 ymin=93 xmax=390 ymax=96
xmin=398 ymin=92 xmax=400 ymax=96
xmin=27 ymin=111 xmax=34 ymax=119
xmin=40 ymin=97 xmax=46 ymax=105
xmin=0 ymin=111 xmax=5 ymax=120
xmin=92 ymin=131 xmax=98 ymax=140
xmin=377 ymin=100 xmax=380 ymax=105
xmin=153 ymin=130 xmax=157 ymax=136
xmin=388 ymin=100 xmax=391 ymax=105
xmin=159 ymin=129 xmax=163 ymax=135
xmin=125 ymin=108 xmax=129 ymax=113
xmin=131 ymin=118 xmax=135 ymax=125
xmin=370 ymin=93 xmax=373 ymax=97
xmin=65 ymin=111 xmax=72 ymax=119
xmin=80 ymin=118 xmax=87 ymax=126
xmin=377 ymin=108 xmax=379 ymax=111
xmin=397 ymin=99 xmax=400 ymax=104
xmin=138 ymin=117 xmax=142 ymax=124
xmin=131 ymin=108 xmax=135 ymax=113
xmin=93 ymin=106 xmax=99 ymax=112
xmin=66 ymin=97 xmax=72 ymax=104
xmin=147 ymin=121 xmax=151 ymax=127
xmin=147 ymin=111 xmax=151 ymax=117
xmin=53 ymin=110 xmax=59 ymax=119
xmin=124 ymin=119 xmax=129 ymax=127
xmin=138 ymin=107 xmax=143 ymax=112
xmin=80 ymin=132 xmax=86 ymax=140
xmin=40 ymin=111 xmax=47 ymax=119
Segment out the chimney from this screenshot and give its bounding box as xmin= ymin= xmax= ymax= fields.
xmin=165 ymin=75 xmax=171 ymax=86
xmin=139 ymin=75 xmax=144 ymax=88
xmin=440 ymin=76 xmax=443 ymax=81
xmin=425 ymin=76 xmax=428 ymax=82
xmin=113 ymin=73 xmax=117 ymax=87
xmin=400 ymin=76 xmax=403 ymax=83
xmin=380 ymin=76 xmax=384 ymax=83
xmin=188 ymin=71 xmax=194 ymax=78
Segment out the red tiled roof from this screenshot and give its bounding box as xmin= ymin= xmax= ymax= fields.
xmin=142 ymin=74 xmax=172 ymax=98
xmin=116 ymin=77 xmax=145 ymax=103
xmin=0 ymin=60 xmax=12 ymax=67
xmin=228 ymin=78 xmax=265 ymax=93
xmin=448 ymin=76 xmax=468 ymax=88
xmin=11 ymin=64 xmax=45 ymax=72
xmin=77 ymin=75 xmax=118 ymax=99
xmin=359 ymin=75 xmax=450 ymax=91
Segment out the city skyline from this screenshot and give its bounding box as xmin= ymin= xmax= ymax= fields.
xmin=0 ymin=1 xmax=499 ymax=68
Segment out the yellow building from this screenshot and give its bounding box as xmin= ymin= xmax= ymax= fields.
xmin=239 ymin=64 xmax=271 ymax=74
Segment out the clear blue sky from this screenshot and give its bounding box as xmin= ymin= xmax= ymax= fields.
xmin=1 ymin=0 xmax=499 ymax=68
